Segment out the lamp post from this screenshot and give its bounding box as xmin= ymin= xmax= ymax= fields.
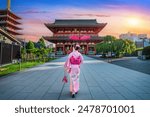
xmin=139 ymin=34 xmax=147 ymax=60
xmin=142 ymin=38 xmax=145 ymax=48
xmin=0 ymin=41 xmax=3 ymax=66
xmin=107 ymin=41 xmax=112 ymax=63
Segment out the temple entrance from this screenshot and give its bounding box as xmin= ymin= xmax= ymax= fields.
xmin=44 ymin=19 xmax=106 ymax=55
xmin=64 ymin=45 xmax=73 ymax=54
xmin=88 ymin=46 xmax=96 ymax=55
xmin=56 ymin=46 xmax=64 ymax=55
xmin=80 ymin=44 xmax=87 ymax=54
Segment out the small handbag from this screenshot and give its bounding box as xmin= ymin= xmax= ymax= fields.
xmin=62 ymin=75 xmax=68 ymax=83
xmin=62 ymin=70 xmax=68 ymax=83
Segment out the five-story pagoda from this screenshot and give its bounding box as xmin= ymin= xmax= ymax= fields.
xmin=0 ymin=0 xmax=22 ymax=36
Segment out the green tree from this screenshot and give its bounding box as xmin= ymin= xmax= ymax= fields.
xmin=38 ymin=38 xmax=46 ymax=49
xmin=143 ymin=46 xmax=150 ymax=56
xmin=113 ymin=39 xmax=125 ymax=57
xmin=26 ymin=41 xmax=35 ymax=53
xmin=125 ymin=39 xmax=136 ymax=54
xmin=36 ymin=37 xmax=53 ymax=61
xmin=96 ymin=35 xmax=116 ymax=57
xmin=21 ymin=48 xmax=26 ymax=61
xmin=96 ymin=36 xmax=136 ymax=58
xmin=103 ymin=35 xmax=116 ymax=43
xmin=26 ymin=41 xmax=35 ymax=60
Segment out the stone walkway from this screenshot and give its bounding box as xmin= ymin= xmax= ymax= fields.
xmin=0 ymin=56 xmax=150 ymax=100
xmin=111 ymin=57 xmax=150 ymax=75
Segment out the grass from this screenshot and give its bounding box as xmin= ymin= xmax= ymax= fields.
xmin=0 ymin=58 xmax=56 ymax=77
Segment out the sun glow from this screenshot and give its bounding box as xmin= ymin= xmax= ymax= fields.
xmin=127 ymin=18 xmax=140 ymax=26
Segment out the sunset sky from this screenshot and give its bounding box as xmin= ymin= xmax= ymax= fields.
xmin=0 ymin=0 xmax=150 ymax=42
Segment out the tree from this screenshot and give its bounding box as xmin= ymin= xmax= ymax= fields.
xmin=113 ymin=39 xmax=125 ymax=57
xmin=125 ymin=39 xmax=136 ymax=54
xmin=96 ymin=36 xmax=136 ymax=58
xmin=26 ymin=41 xmax=35 ymax=53
xmin=38 ymin=38 xmax=46 ymax=49
xmin=143 ymin=46 xmax=150 ymax=57
xmin=103 ymin=35 xmax=116 ymax=43
xmin=26 ymin=41 xmax=35 ymax=60
xmin=96 ymin=35 xmax=116 ymax=57
xmin=21 ymin=48 xmax=26 ymax=61
xmin=35 ymin=37 xmax=52 ymax=61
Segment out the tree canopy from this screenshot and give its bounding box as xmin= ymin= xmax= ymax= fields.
xmin=38 ymin=38 xmax=46 ymax=49
xmin=96 ymin=35 xmax=136 ymax=57
xmin=26 ymin=41 xmax=35 ymax=53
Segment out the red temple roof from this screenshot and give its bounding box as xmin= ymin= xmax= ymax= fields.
xmin=0 ymin=28 xmax=21 ymax=44
xmin=6 ymin=28 xmax=22 ymax=35
xmin=45 ymin=19 xmax=107 ymax=34
xmin=0 ymin=15 xmax=21 ymax=24
xmin=0 ymin=9 xmax=21 ymax=19
xmin=45 ymin=19 xmax=107 ymax=27
xmin=0 ymin=9 xmax=22 ymax=36
xmin=0 ymin=21 xmax=22 ymax=30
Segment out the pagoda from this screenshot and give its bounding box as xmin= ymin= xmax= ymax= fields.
xmin=0 ymin=0 xmax=22 ymax=36
xmin=44 ymin=19 xmax=107 ymax=55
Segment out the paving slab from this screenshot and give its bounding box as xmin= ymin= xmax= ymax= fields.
xmin=0 ymin=55 xmax=150 ymax=100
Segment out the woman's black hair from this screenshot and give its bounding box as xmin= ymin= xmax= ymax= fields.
xmin=75 ymin=46 xmax=80 ymax=50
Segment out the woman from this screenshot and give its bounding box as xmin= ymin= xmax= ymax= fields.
xmin=64 ymin=44 xmax=83 ymax=98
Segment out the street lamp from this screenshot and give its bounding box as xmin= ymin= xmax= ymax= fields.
xmin=107 ymin=41 xmax=112 ymax=63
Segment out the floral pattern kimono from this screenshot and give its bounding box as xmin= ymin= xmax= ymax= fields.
xmin=64 ymin=50 xmax=83 ymax=94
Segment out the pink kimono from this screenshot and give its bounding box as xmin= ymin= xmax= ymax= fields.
xmin=64 ymin=51 xmax=83 ymax=94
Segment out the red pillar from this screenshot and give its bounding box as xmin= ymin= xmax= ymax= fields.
xmin=55 ymin=44 xmax=57 ymax=54
xmin=94 ymin=43 xmax=96 ymax=55
xmin=63 ymin=44 xmax=65 ymax=55
xmin=87 ymin=43 xmax=89 ymax=55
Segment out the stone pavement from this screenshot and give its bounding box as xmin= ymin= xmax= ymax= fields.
xmin=110 ymin=57 xmax=150 ymax=75
xmin=88 ymin=55 xmax=150 ymax=75
xmin=0 ymin=56 xmax=150 ymax=100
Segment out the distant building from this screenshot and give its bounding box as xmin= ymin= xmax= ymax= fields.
xmin=144 ymin=38 xmax=150 ymax=47
xmin=43 ymin=37 xmax=55 ymax=48
xmin=119 ymin=32 xmax=150 ymax=48
xmin=119 ymin=32 xmax=142 ymax=42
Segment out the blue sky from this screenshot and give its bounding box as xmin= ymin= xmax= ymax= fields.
xmin=0 ymin=0 xmax=149 ymax=10
xmin=0 ymin=0 xmax=150 ymax=41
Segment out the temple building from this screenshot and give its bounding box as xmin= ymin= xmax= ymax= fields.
xmin=0 ymin=28 xmax=20 ymax=44
xmin=44 ymin=19 xmax=107 ymax=55
xmin=0 ymin=0 xmax=22 ymax=65
xmin=0 ymin=0 xmax=22 ymax=36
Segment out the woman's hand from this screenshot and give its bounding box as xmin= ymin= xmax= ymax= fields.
xmin=69 ymin=68 xmax=71 ymax=73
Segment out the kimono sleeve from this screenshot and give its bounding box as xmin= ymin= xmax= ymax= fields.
xmin=64 ymin=53 xmax=72 ymax=72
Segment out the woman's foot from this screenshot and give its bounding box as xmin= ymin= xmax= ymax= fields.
xmin=72 ymin=94 xmax=75 ymax=98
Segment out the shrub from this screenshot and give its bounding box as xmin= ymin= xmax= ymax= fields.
xmin=142 ymin=46 xmax=150 ymax=56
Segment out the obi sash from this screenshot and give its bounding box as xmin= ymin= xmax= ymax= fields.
xmin=70 ymin=56 xmax=81 ymax=65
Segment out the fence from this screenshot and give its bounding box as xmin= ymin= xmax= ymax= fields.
xmin=0 ymin=42 xmax=21 ymax=66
